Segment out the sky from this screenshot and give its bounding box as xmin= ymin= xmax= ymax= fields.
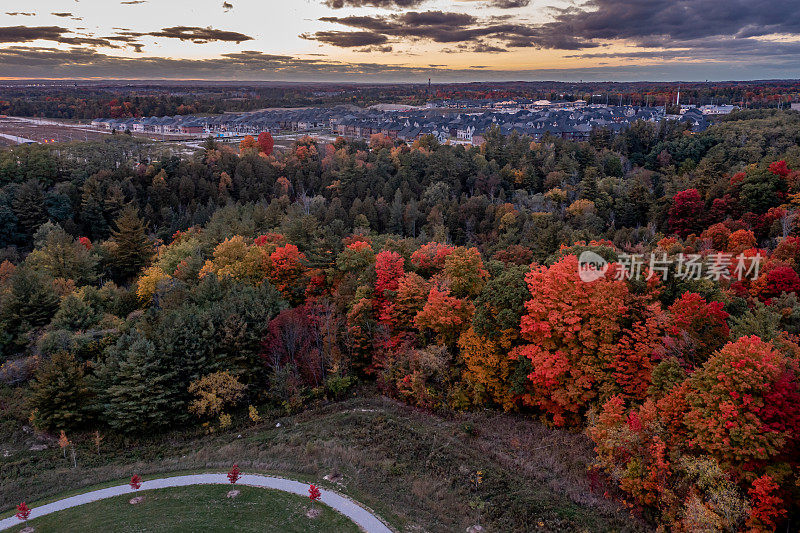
xmin=1 ymin=0 xmax=800 ymax=81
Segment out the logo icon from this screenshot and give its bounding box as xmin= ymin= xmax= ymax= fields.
xmin=578 ymin=251 xmax=608 ymax=282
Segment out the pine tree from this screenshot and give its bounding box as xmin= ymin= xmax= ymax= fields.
xmin=98 ymin=332 xmax=178 ymax=433
xmin=29 ymin=351 xmax=92 ymax=430
xmin=26 ymin=222 xmax=98 ymax=285
xmin=0 ymin=267 xmax=59 ymax=356
xmin=11 ymin=179 xmax=47 ymax=236
xmin=108 ymin=205 xmax=153 ymax=282
xmin=79 ymin=174 xmax=109 ymax=239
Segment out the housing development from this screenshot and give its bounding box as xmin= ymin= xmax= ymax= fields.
xmin=90 ymin=99 xmax=734 ymax=145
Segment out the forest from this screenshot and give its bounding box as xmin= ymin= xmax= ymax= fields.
xmin=0 ymin=108 xmax=799 ymax=531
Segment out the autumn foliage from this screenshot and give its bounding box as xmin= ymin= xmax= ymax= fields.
xmin=746 ymin=475 xmax=787 ymax=531
xmin=228 ymin=464 xmax=241 ymax=484
xmin=7 ymin=82 xmax=800 ymax=533
xmin=590 ymin=335 xmax=800 ymax=529
xmin=257 ymin=131 xmax=274 ymax=156
xmin=668 ymin=188 xmax=705 ymax=238
xmin=511 ymin=255 xmax=663 ymax=426
xmin=16 ymin=502 xmax=31 ymax=521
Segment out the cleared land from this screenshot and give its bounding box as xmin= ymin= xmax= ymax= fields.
xmin=0 ymin=117 xmax=111 ymax=144
xmin=0 ymin=391 xmax=641 ymax=533
xmin=4 ymin=485 xmax=358 ymax=533
xmin=0 ymin=117 xmax=201 ymax=145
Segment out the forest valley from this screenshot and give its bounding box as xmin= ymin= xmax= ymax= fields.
xmin=0 ymin=109 xmax=799 ymax=531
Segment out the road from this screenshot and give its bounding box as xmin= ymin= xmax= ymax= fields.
xmin=0 ymin=473 xmax=393 ymax=533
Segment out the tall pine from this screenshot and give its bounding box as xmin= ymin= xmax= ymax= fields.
xmin=29 ymin=352 xmax=92 ymax=430
xmin=0 ymin=267 xmax=59 ymax=358
xmin=98 ymin=332 xmax=179 ymax=433
xmin=108 ymin=205 xmax=153 ymax=282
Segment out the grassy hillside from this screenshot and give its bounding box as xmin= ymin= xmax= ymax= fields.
xmin=0 ymin=391 xmax=640 ymax=532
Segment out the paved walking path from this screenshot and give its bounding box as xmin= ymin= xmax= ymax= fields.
xmin=0 ymin=473 xmax=393 ymax=533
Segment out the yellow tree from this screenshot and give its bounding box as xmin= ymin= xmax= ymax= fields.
xmin=458 ymin=327 xmax=516 ymax=410
xmin=188 ymin=371 xmax=246 ymax=420
xmin=198 ymin=236 xmax=267 ymax=283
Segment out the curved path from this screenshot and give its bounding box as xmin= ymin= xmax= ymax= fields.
xmin=0 ymin=473 xmax=393 ymax=533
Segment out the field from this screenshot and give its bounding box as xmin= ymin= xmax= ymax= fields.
xmin=0 ymin=115 xmax=337 ymax=153
xmin=0 ymin=116 xmax=111 ymax=144
xmin=0 ymin=116 xmax=202 ymax=146
xmin=5 ymin=485 xmax=358 ymax=533
xmin=0 ymin=391 xmax=641 ymax=533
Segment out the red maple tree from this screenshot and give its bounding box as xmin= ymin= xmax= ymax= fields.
xmin=257 ymin=131 xmax=274 ymax=156
xmin=746 ymin=474 xmax=787 ymax=531
xmin=308 ymin=484 xmax=321 ymax=507
xmin=228 ymin=464 xmax=241 ymax=484
xmin=16 ymin=502 xmax=31 ymax=522
xmin=668 ymin=188 xmax=705 ymax=238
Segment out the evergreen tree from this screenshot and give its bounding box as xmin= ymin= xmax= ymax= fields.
xmin=0 ymin=267 xmax=59 ymax=358
xmin=51 ymin=292 xmax=100 ymax=331
xmin=26 ymin=222 xmax=98 ymax=285
xmin=11 ymin=179 xmax=47 ymax=237
xmin=98 ymin=332 xmax=179 ymax=433
xmin=29 ymin=351 xmax=92 ymax=430
xmin=107 ymin=205 xmax=153 ymax=282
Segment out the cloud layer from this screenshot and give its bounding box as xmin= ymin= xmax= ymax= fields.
xmin=1 ymin=0 xmax=800 ymax=80
xmin=0 ymin=24 xmax=253 ymax=52
xmin=305 ymin=0 xmax=800 ymax=62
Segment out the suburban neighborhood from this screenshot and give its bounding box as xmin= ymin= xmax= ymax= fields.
xmin=89 ymin=99 xmax=734 ymax=145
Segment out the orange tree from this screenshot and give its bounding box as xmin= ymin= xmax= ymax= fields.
xmin=511 ymin=255 xmax=664 ymax=426
xmin=589 ymin=335 xmax=800 ymax=529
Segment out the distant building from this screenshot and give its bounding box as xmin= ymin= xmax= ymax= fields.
xmin=699 ymin=104 xmax=738 ymax=115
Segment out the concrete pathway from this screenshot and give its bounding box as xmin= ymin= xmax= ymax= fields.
xmin=0 ymin=473 xmax=393 ymax=533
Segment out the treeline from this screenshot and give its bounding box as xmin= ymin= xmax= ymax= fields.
xmin=0 ymin=110 xmax=799 ymax=530
xmin=3 ymin=81 xmax=799 ymax=121
xmin=430 ymin=80 xmax=800 ymax=107
xmin=0 ymin=84 xmax=425 ymax=120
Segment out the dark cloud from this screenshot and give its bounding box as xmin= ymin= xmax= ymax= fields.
xmin=222 ymin=2 xmax=233 ymax=12
xmin=303 ymin=30 xmax=389 ymax=47
xmin=0 ymin=26 xmax=66 ymax=44
xmin=323 ymin=0 xmax=427 ymax=8
xmin=103 ymin=34 xmax=145 ymax=52
xmin=488 ymin=0 xmax=530 ymax=7
xmin=51 ymin=12 xmax=74 ymax=17
xmin=310 ymin=0 xmax=800 ymax=62
xmin=461 ymin=0 xmax=530 ymax=7
xmin=0 ymin=47 xmax=460 ymax=79
xmin=0 ymin=24 xmax=252 ymax=53
xmin=146 ymin=26 xmax=253 ymax=44
xmin=355 ymin=45 xmax=393 ymax=52
xmin=472 ymin=42 xmax=507 ymax=53
xmin=0 ymin=26 xmax=141 ymax=50
xmin=542 ymin=0 xmax=800 ymax=44
xmin=6 ymin=12 xmax=36 ymax=16
xmin=0 ymin=24 xmax=250 ymax=53
xmin=566 ymin=37 xmax=800 ymax=63
xmin=313 ymin=10 xmax=594 ymax=50
xmin=120 ymin=1 xmax=146 ymax=4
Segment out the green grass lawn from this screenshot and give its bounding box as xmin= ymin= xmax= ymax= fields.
xmin=6 ymin=485 xmax=359 ymax=533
